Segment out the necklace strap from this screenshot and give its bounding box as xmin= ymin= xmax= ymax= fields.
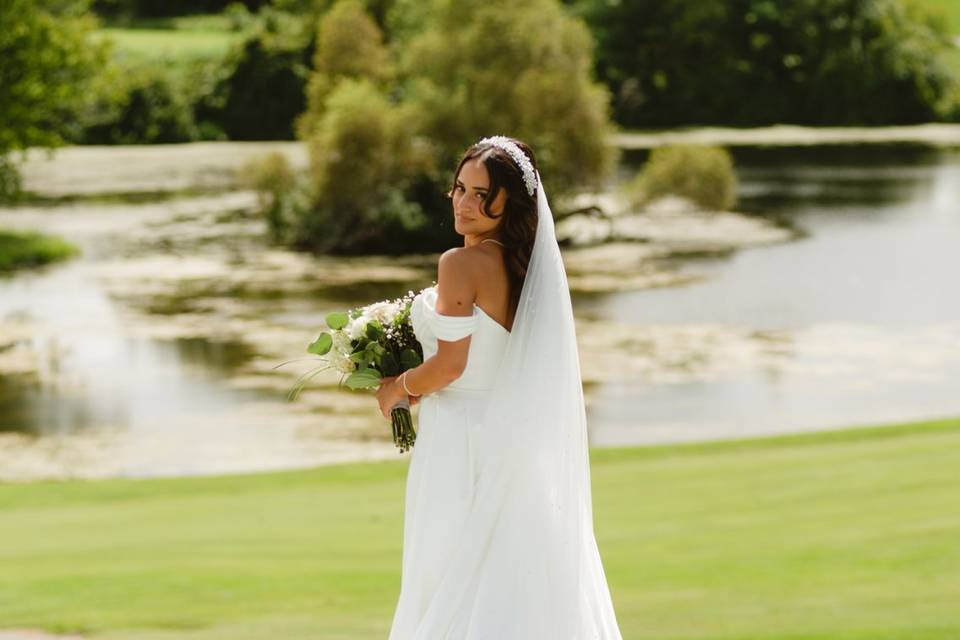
xmin=481 ymin=238 xmax=506 ymax=247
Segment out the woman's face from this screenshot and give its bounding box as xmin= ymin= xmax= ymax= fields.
xmin=451 ymin=158 xmax=506 ymax=237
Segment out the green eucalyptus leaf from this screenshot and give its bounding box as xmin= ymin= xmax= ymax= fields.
xmin=307 ymin=333 xmax=333 ymax=355
xmin=345 ymin=367 xmax=382 ymax=390
xmin=400 ymin=348 xmax=422 ymax=369
xmin=381 ymin=352 xmax=399 ymax=377
xmin=365 ymin=320 xmax=384 ymax=340
xmin=325 ymin=311 xmax=349 ymax=330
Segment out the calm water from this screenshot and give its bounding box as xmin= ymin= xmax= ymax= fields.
xmin=1 ymin=143 xmax=958 ymax=478
xmin=583 ymin=144 xmax=960 ymax=444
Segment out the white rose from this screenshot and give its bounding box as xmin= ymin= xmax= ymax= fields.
xmin=331 ymin=329 xmax=352 ymax=355
xmin=347 ymin=313 xmax=371 ymax=340
xmin=365 ymin=301 xmax=400 ymax=325
xmin=331 ymin=351 xmax=355 ymax=375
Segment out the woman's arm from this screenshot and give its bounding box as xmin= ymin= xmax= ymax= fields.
xmin=376 ymin=248 xmax=477 ymax=417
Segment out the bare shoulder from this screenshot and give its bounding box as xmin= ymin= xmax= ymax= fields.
xmin=436 ymin=248 xmax=481 ymax=315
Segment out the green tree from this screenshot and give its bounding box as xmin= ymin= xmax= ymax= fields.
xmin=260 ymin=0 xmax=617 ymax=254
xmin=397 ymin=0 xmax=618 ymax=193
xmin=0 ymin=0 xmax=108 ymax=198
xmin=572 ymin=0 xmax=960 ymax=127
xmin=298 ymin=78 xmax=432 ymax=254
xmin=188 ymin=7 xmax=315 ymax=141
xmin=296 ymin=0 xmax=393 ymax=140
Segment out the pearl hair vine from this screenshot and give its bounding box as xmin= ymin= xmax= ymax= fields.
xmin=476 ymin=135 xmax=538 ymax=197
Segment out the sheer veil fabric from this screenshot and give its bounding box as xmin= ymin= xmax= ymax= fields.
xmin=410 ymin=171 xmax=623 ymax=638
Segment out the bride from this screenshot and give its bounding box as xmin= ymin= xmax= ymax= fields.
xmin=376 ymin=135 xmax=623 ymax=638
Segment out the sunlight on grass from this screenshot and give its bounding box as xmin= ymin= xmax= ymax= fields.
xmin=0 ymin=417 xmax=958 ymax=639
xmin=93 ymin=28 xmax=241 ymax=64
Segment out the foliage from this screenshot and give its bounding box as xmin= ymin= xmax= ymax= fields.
xmin=0 ymin=0 xmax=108 ymax=199
xmin=297 ymin=78 xmax=432 ymax=254
xmin=239 ymin=151 xmax=305 ymax=243
xmin=0 ymin=157 xmax=22 ymax=202
xmin=77 ymin=65 xmax=199 ymax=144
xmin=571 ymin=0 xmax=960 ymax=126
xmin=628 ymin=144 xmax=738 ymax=212
xmin=199 ymin=7 xmax=314 ymax=140
xmin=0 ymin=229 xmax=80 ymax=272
xmin=270 ymin=0 xmax=617 ymax=254
xmin=396 ymin=0 xmax=618 ymax=193
xmin=274 ymin=1 xmax=443 ymax=254
xmin=92 ymin=0 xmax=269 ymax=18
xmin=296 ymin=0 xmax=393 ymax=140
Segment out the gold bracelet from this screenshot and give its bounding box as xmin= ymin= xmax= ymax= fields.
xmin=401 ymin=371 xmax=421 ymax=397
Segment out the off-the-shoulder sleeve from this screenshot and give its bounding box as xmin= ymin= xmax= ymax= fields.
xmin=421 ymin=287 xmax=478 ymax=341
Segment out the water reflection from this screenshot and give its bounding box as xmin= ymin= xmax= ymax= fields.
xmin=0 ymin=260 xmax=266 ymax=436
xmin=584 ymin=144 xmax=960 ymax=443
xmin=2 ymin=142 xmax=959 ymax=478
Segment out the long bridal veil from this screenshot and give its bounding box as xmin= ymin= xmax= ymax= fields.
xmin=413 ymin=170 xmax=623 ymax=638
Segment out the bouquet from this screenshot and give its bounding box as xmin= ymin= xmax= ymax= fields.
xmin=283 ymin=289 xmax=424 ymax=453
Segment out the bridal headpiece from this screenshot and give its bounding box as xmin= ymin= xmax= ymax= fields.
xmin=477 ymin=135 xmax=538 ymax=197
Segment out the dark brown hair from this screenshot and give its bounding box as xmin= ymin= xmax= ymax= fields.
xmin=445 ymin=137 xmax=539 ymax=328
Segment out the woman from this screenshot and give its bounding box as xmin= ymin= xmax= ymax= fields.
xmin=377 ymin=135 xmax=623 ymax=639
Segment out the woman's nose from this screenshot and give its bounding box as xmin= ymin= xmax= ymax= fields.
xmin=456 ymin=195 xmax=475 ymax=213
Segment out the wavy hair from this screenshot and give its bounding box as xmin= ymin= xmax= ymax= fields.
xmin=445 ymin=137 xmax=539 ymax=326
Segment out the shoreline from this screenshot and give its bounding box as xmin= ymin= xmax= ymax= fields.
xmin=13 ymin=121 xmax=960 ymax=197
xmin=612 ymin=122 xmax=960 ymax=148
xmin=2 ymin=414 xmax=957 ymax=485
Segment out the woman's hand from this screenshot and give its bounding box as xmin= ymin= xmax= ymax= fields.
xmin=376 ymin=375 xmax=420 ymax=419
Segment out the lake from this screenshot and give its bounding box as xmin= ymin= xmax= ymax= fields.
xmin=0 ymin=140 xmax=957 ymax=479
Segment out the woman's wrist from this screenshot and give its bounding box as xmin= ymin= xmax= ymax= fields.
xmin=401 ymin=370 xmax=421 ymax=397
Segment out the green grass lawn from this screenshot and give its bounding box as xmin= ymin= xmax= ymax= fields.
xmin=93 ymin=27 xmax=241 ymax=66
xmin=1 ymin=417 xmax=958 ymax=639
xmin=92 ymin=14 xmax=243 ymax=69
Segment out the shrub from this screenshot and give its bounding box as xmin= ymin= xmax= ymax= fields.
xmin=296 ymin=0 xmax=392 ymax=140
xmin=577 ymin=0 xmax=960 ymax=127
xmin=202 ymin=8 xmax=313 ymax=140
xmin=239 ymin=151 xmax=301 ymax=243
xmin=298 ymin=78 xmax=431 ymax=254
xmin=397 ymin=0 xmax=618 ymax=194
xmin=259 ymin=0 xmax=619 ymax=256
xmin=1 ymin=0 xmax=107 ymax=193
xmin=78 ymin=66 xmax=199 ymax=144
xmin=0 ymin=156 xmax=22 ymax=203
xmin=628 ymin=144 xmax=737 ymax=212
xmin=0 ymin=230 xmax=80 ymax=272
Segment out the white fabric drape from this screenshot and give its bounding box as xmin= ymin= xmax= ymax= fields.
xmin=411 ymin=171 xmax=623 ymax=639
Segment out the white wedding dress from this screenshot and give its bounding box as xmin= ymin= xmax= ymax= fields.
xmin=388 ymin=284 xmax=623 ymax=639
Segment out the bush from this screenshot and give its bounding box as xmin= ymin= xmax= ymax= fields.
xmin=575 ymin=0 xmax=960 ymax=126
xmin=253 ymin=0 xmax=619 ymax=256
xmin=0 ymin=156 xmax=22 ymax=203
xmin=296 ymin=0 xmax=392 ymax=140
xmin=239 ymin=151 xmax=301 ymax=243
xmin=1 ymin=0 xmax=107 ymax=191
xmin=628 ymin=144 xmax=738 ymax=212
xmin=0 ymin=230 xmax=80 ymax=272
xmin=397 ymin=0 xmax=618 ymax=194
xmin=78 ymin=66 xmax=199 ymax=144
xmin=201 ymin=8 xmax=313 ymax=140
xmin=298 ymin=78 xmax=431 ymax=254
